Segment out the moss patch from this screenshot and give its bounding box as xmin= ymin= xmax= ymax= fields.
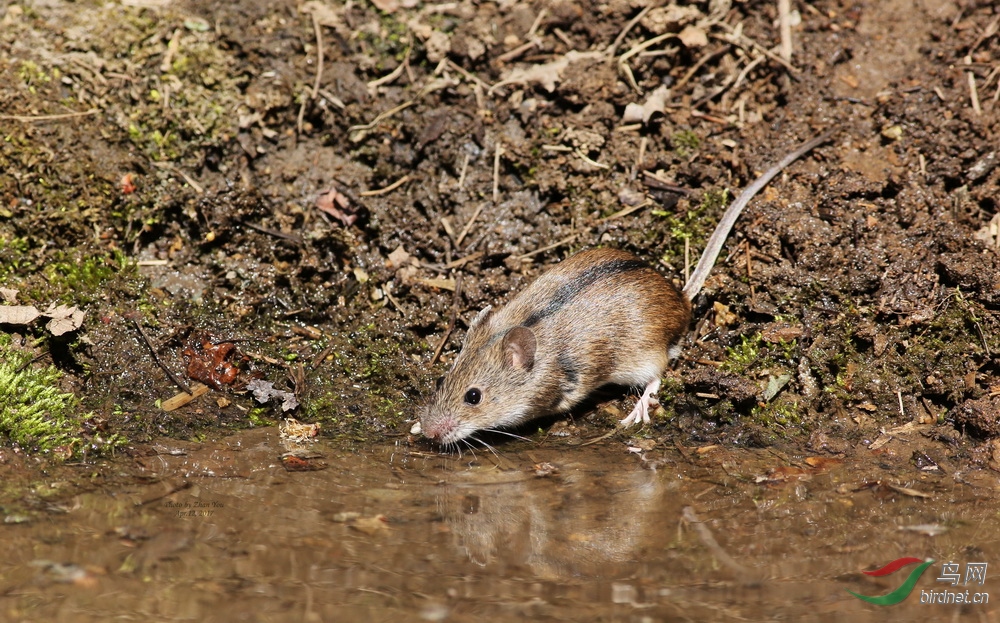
xmin=0 ymin=337 xmax=123 ymax=457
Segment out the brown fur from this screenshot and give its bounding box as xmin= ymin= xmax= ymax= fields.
xmin=421 ymin=248 xmax=691 ymax=445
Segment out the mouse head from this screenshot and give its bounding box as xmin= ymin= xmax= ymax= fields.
xmin=421 ymin=307 xmax=538 ymax=446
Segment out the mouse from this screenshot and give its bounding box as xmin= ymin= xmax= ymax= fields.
xmin=420 ymin=131 xmax=832 ymax=447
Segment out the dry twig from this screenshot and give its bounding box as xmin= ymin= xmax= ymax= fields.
xmin=132 ymin=319 xmax=191 ymax=395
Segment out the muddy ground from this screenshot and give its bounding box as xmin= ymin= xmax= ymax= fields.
xmin=1 ymin=0 xmax=1000 ymax=619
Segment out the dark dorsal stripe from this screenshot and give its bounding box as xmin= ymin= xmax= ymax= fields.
xmin=558 ymin=351 xmax=579 ymax=387
xmin=522 ymin=258 xmax=649 ymax=327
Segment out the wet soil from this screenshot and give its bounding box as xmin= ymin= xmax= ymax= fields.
xmin=2 ymin=0 xmax=1000 ymax=619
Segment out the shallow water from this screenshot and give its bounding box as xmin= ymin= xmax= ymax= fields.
xmin=2 ymin=427 xmax=998 ymax=622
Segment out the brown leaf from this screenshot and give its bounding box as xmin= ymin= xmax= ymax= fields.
xmin=0 ymin=287 xmax=20 ymax=303
xmin=43 ymin=304 xmax=85 ymax=335
xmin=0 ymin=304 xmax=40 ymax=325
xmin=369 ymin=0 xmax=398 ymax=13
xmin=315 ymin=187 xmax=357 ymax=226
xmin=622 ymin=84 xmax=672 ymax=124
xmin=803 ymin=456 xmax=844 ymax=469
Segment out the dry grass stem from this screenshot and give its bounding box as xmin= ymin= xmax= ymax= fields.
xmin=360 ymin=175 xmax=411 ymax=197
xmin=456 ymin=202 xmax=486 ymax=246
xmin=966 ymin=56 xmax=982 ymax=115
xmin=0 ymin=109 xmax=99 ymax=122
xmin=151 ymin=162 xmax=204 ymax=194
xmin=778 ymin=0 xmax=793 ymax=62
xmin=516 ymin=234 xmax=579 ymax=260
xmin=368 ymin=47 xmax=411 ymax=89
xmin=492 ymin=143 xmax=503 ymax=202
xmin=605 ymin=4 xmax=654 ymax=57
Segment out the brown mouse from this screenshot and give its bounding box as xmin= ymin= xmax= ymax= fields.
xmin=420 ymin=132 xmax=832 ymax=446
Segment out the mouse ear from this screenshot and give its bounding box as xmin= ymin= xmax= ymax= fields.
xmin=502 ymin=326 xmax=536 ymax=372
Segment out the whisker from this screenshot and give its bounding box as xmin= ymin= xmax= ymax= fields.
xmin=482 ymin=428 xmax=534 ymax=443
xmin=459 ymin=438 xmax=478 ymax=460
xmin=468 ymin=434 xmax=500 ymax=458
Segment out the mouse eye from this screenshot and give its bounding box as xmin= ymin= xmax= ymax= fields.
xmin=464 ymin=388 xmax=482 ymax=405
xmin=435 ymin=376 xmax=444 ymax=390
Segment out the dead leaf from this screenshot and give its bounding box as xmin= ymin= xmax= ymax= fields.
xmin=247 ymin=378 xmax=300 ymax=412
xmin=315 ymin=187 xmax=357 ymax=226
xmin=498 ymin=51 xmax=602 ymax=93
xmin=43 ymin=304 xmax=85 ymax=336
xmin=974 ymin=212 xmax=1000 ymax=247
xmin=622 ymin=84 xmax=672 ymax=124
xmin=369 ymin=0 xmax=398 ymax=13
xmin=0 ymin=287 xmax=20 ymax=303
xmin=0 ymin=305 xmax=40 ymax=325
xmin=300 ymin=1 xmax=343 ymax=28
xmin=279 ymin=417 xmax=321 ymax=441
xmin=386 ymin=245 xmax=411 ymax=269
xmin=712 ymin=301 xmax=738 ymax=326
xmin=803 ymin=456 xmax=844 ymax=469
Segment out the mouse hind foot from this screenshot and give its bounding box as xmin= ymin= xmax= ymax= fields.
xmin=620 ymin=377 xmax=661 ymax=427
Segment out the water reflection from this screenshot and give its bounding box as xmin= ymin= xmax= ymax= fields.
xmin=2 ymin=427 xmax=999 ymax=622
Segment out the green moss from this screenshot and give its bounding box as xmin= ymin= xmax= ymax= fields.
xmin=749 ymin=398 xmax=801 ymax=428
xmin=17 ymin=60 xmax=51 ymax=86
xmin=716 ymin=332 xmax=803 ymax=431
xmin=700 ymin=188 xmax=730 ymax=213
xmin=357 ymin=14 xmax=411 ymax=71
xmin=0 ymin=337 xmax=122 ymax=457
xmin=671 ymin=130 xmax=701 ymax=158
xmin=42 ymin=251 xmax=130 ymax=303
xmin=721 ymin=333 xmax=764 ymax=373
xmin=0 ymin=236 xmax=31 ymax=281
xmin=247 ymin=408 xmax=273 ymax=427
xmin=653 ymin=189 xmax=728 ymax=263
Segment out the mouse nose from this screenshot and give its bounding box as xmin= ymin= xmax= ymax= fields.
xmin=421 ymin=416 xmax=454 ymax=442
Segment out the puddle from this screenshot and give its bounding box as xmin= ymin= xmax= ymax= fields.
xmin=2 ymin=428 xmax=998 ymax=622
